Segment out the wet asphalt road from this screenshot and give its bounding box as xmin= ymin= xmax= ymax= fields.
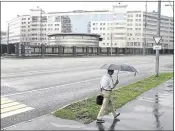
xmin=1 ymin=55 xmax=173 ymax=128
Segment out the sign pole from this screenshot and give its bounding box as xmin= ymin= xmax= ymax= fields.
xmin=155 ymin=0 xmax=161 ymax=77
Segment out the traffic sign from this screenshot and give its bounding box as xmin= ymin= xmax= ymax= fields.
xmin=153 ymin=45 xmax=162 ymax=50
xmin=153 ymin=36 xmax=162 ymax=44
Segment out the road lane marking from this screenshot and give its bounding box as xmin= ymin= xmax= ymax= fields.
xmin=1 ymin=68 xmax=152 ymax=98
xmin=1 ymin=104 xmax=27 ymax=113
xmin=1 ymin=102 xmax=20 ymax=109
xmin=1 ymin=107 xmax=34 ymax=119
xmin=1 ymin=97 xmax=34 ymax=119
xmin=1 ymin=99 xmax=14 ymax=104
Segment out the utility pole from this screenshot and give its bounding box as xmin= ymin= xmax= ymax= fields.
xmin=155 ymin=0 xmax=161 ymax=77
xmin=7 ymin=23 xmax=9 ymax=55
xmin=143 ymin=0 xmax=147 ymax=55
xmin=110 ymin=31 xmax=113 ymax=56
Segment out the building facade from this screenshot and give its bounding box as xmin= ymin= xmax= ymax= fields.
xmin=7 ymin=5 xmax=174 ymax=50
xmin=126 ymin=11 xmax=174 ymax=49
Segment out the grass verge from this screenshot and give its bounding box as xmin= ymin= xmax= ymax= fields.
xmin=55 ymin=72 xmax=173 ymax=124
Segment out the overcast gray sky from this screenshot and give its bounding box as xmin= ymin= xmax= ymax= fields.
xmin=1 ymin=0 xmax=173 ymax=31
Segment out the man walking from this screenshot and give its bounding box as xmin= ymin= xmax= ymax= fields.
xmin=97 ymin=70 xmax=120 ymax=123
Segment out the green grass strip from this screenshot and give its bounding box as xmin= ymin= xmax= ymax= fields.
xmin=55 ymin=72 xmax=173 ymax=124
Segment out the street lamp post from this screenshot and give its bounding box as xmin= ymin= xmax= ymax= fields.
xmin=143 ymin=1 xmax=147 ymax=55
xmin=155 ymin=0 xmax=161 ymax=77
xmin=110 ymin=31 xmax=113 ymax=56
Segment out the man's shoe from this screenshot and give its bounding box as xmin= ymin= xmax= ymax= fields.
xmin=114 ymin=113 xmax=120 ymax=119
xmin=96 ymin=119 xmax=105 ymax=123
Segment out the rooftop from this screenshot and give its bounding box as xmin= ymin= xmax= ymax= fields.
xmin=48 ymin=10 xmax=109 ymax=14
xmin=47 ymin=33 xmax=101 ymax=37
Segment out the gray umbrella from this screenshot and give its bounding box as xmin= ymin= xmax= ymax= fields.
xmin=100 ymin=64 xmax=138 ymax=78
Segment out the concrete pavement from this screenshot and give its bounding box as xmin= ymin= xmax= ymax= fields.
xmin=3 ymin=78 xmax=173 ymax=130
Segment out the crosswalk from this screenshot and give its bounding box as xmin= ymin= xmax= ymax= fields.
xmin=1 ymin=97 xmax=34 ymax=119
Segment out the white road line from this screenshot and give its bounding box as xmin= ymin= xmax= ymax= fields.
xmin=1 ymin=99 xmax=14 ymax=104
xmin=1 ymin=97 xmax=35 ymax=119
xmin=1 ymin=104 xmax=27 ymax=113
xmin=1 ymin=102 xmax=20 ymax=109
xmin=1 ymin=67 xmax=151 ymax=98
xmin=1 ymin=107 xmax=34 ymax=119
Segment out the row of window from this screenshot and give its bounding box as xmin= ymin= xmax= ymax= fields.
xmin=99 ymin=33 xmax=125 ymax=36
xmin=22 ymin=18 xmax=30 ymax=20
xmin=127 ymin=42 xmax=141 ymax=46
xmin=22 ymin=22 xmax=30 ymax=24
xmin=128 ymin=38 xmax=140 ymax=40
xmin=92 ymin=22 xmax=126 ymax=26
xmin=22 ymin=26 xmax=30 ymax=28
xmin=102 ymin=43 xmax=117 ymax=46
xmin=127 ymin=19 xmax=142 ymax=22
xmin=30 ymin=28 xmax=60 ymax=31
xmin=31 ymin=38 xmax=48 ymax=40
xmin=127 ymin=28 xmax=141 ymax=30
xmin=93 ymin=27 xmax=125 ymax=30
xmin=128 ymin=14 xmax=141 ymax=17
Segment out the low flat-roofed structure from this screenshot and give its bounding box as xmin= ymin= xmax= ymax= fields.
xmin=48 ymin=33 xmax=102 ymax=47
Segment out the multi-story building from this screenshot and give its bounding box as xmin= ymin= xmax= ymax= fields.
xmin=126 ymin=11 xmax=174 ymax=50
xmin=7 ymin=5 xmax=173 ymax=50
xmin=1 ymin=31 xmax=7 ymax=45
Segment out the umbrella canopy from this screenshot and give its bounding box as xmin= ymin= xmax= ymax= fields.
xmin=100 ymin=64 xmax=138 ymax=75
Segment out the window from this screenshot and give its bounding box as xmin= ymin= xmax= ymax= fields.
xmin=100 ymin=28 xmax=102 ymax=30
xmin=103 ymin=28 xmax=105 ymax=30
xmin=139 ymin=14 xmax=141 ymax=17
xmin=134 ymin=42 xmax=137 ymax=46
xmin=103 ymin=33 xmax=105 ymax=35
xmin=136 ymin=14 xmax=138 ymax=17
xmin=93 ymin=28 xmax=95 ymax=30
xmin=103 ymin=23 xmax=105 ymax=25
xmin=103 ymin=43 xmax=105 ymax=45
xmin=93 ymin=23 xmax=95 ymax=25
xmin=100 ymin=23 xmax=102 ymax=25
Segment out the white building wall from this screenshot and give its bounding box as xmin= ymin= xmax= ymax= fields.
xmin=7 ymin=6 xmax=173 ymax=49
xmin=8 ymin=17 xmax=21 ymax=44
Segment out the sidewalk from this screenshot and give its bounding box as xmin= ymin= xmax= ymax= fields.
xmin=4 ymin=78 xmax=173 ymax=130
